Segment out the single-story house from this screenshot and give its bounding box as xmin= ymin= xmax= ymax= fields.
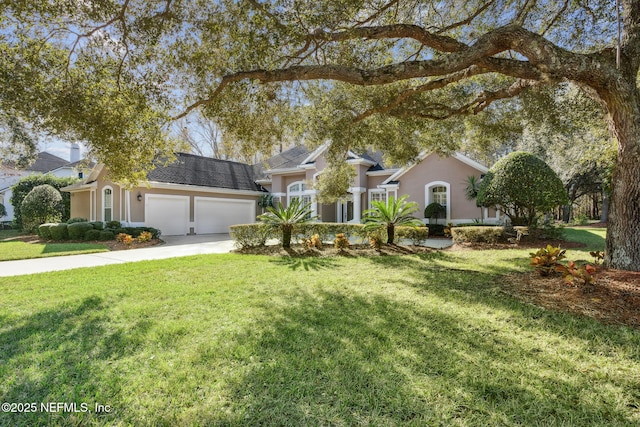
xmin=63 ymin=145 xmax=499 ymax=236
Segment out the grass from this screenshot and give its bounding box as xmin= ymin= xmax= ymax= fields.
xmin=0 ymin=230 xmax=108 ymax=261
xmin=1 ymin=228 xmax=638 ymax=426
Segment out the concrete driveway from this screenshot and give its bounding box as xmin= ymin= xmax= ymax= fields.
xmin=0 ymin=234 xmax=236 ymax=277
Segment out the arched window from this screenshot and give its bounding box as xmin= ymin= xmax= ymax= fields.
xmin=287 ymin=181 xmax=310 ymax=206
xmin=431 ymin=186 xmax=447 ymax=207
xmin=425 ymin=181 xmax=450 ymax=222
xmin=103 ymin=187 xmax=113 ymax=222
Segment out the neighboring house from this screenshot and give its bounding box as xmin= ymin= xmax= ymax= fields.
xmin=0 ymin=144 xmax=86 ymax=222
xmin=63 ymin=145 xmax=499 ymax=236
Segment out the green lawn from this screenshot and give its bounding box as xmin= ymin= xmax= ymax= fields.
xmin=1 ymin=228 xmax=638 ymax=426
xmin=0 ymin=230 xmax=108 ymax=261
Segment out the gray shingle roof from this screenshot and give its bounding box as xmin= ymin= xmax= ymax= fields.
xmin=148 ymin=153 xmax=265 ymax=192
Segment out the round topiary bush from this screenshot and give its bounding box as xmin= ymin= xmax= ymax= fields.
xmin=477 ymin=151 xmax=569 ymax=226
xmin=424 ymin=202 xmax=446 ymax=223
xmin=37 ymin=223 xmax=58 ymax=240
xmin=20 ymin=184 xmax=63 ymax=232
xmin=68 ymin=222 xmax=94 ymax=240
xmin=49 ymin=223 xmax=69 ymax=240
xmin=99 ymin=230 xmax=115 ymax=241
xmin=84 ymin=229 xmax=101 ymax=241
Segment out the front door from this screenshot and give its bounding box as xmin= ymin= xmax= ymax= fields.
xmin=338 ymin=201 xmax=354 ymax=223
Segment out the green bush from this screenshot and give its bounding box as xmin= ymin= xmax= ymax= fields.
xmin=107 ymin=220 xmax=122 ymax=229
xmin=0 ymin=203 xmax=6 ymax=218
xmin=50 ymin=223 xmax=69 ymax=241
xmin=99 ymin=230 xmax=115 ymax=241
xmin=84 ymin=229 xmax=101 ymax=241
xmin=67 ymin=217 xmax=88 ymax=224
xmin=89 ymin=221 xmax=104 ymax=230
xmin=477 ymin=151 xmax=569 ymax=226
xmin=396 ymin=226 xmax=430 ymax=246
xmin=10 ymin=174 xmax=77 ymax=229
xmin=20 ymin=184 xmax=64 ymax=232
xmin=37 ymin=223 xmax=57 ymax=240
xmin=230 ymin=223 xmax=273 ymax=248
xmin=68 ymin=221 xmax=94 ymax=240
xmin=450 ymin=226 xmax=504 ymax=244
xmin=428 ymin=224 xmax=446 ymax=236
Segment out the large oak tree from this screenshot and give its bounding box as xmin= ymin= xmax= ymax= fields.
xmin=1 ymin=1 xmax=638 ymax=270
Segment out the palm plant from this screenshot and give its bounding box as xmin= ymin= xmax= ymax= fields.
xmin=363 ymin=195 xmax=423 ymax=244
xmin=257 ymin=198 xmax=317 ymax=248
xmin=464 ymin=175 xmax=484 ymax=222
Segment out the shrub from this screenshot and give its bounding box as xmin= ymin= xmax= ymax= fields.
xmin=98 ymin=230 xmax=115 ymax=241
xmin=84 ymin=229 xmax=101 ymax=241
xmin=529 ymin=245 xmax=566 ymax=276
xmin=368 ymin=231 xmax=384 ymax=250
xmin=67 ymin=217 xmax=88 ymax=224
xmin=302 ymin=233 xmax=323 ymax=250
xmin=116 ymin=233 xmax=134 ymax=245
xmin=230 ymin=223 xmax=273 ymax=248
xmin=334 ymin=233 xmax=350 ymax=250
xmin=396 ymin=226 xmax=430 ymax=246
xmin=37 ymin=223 xmax=57 ymax=240
xmin=572 ymin=214 xmax=589 ymax=226
xmin=50 ymin=223 xmax=69 ymax=241
xmin=424 ymin=202 xmax=446 ymax=223
xmin=89 ymin=221 xmax=105 ymax=230
xmin=136 ymin=231 xmax=153 ymax=242
xmin=10 ymin=174 xmax=77 ymax=229
xmin=363 ymin=195 xmax=422 ymax=244
xmin=67 ymin=222 xmax=94 ymax=240
xmin=257 ymin=199 xmax=317 ymax=248
xmin=106 ymin=220 xmax=122 ymax=229
xmin=428 ymin=224 xmax=446 ymax=236
xmin=590 ymin=251 xmax=605 ymax=265
xmin=477 ymin=151 xmax=569 ymax=226
xmin=559 ymin=261 xmax=597 ymax=286
xmin=20 ymin=184 xmax=63 ymax=232
xmin=450 ymin=226 xmax=504 ymax=244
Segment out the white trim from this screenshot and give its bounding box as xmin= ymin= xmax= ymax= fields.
xmin=255 ymin=178 xmax=272 ymax=185
xmin=126 ymin=190 xmax=131 ymax=225
xmin=366 ymin=169 xmax=398 ymax=176
xmin=368 ymin=189 xmax=387 ymax=208
xmin=266 ymin=167 xmax=304 ymax=175
xmin=347 ymin=186 xmax=366 ymax=193
xmin=144 ymin=194 xmax=190 ymax=235
xmin=287 ymin=180 xmax=309 ymax=205
xmin=301 ymin=143 xmax=330 ymax=164
xmin=425 ymin=181 xmax=451 ymax=223
xmin=300 ymin=163 xmax=316 ymax=170
xmin=146 ymin=181 xmax=266 ymax=196
xmin=378 ymin=183 xmax=399 ymax=190
xmin=383 ymin=151 xmax=488 ymax=184
xmin=61 ymin=182 xmax=97 ymax=192
xmin=346 ymin=158 xmax=376 ymax=167
xmin=271 ymin=192 xmax=286 ymax=198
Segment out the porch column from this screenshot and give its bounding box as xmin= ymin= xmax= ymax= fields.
xmin=349 ymin=187 xmax=365 ymax=223
xmin=310 ymin=190 xmax=318 ymax=221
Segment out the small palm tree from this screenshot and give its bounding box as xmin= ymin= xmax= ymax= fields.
xmin=257 ymin=198 xmax=317 ymax=248
xmin=464 ymin=175 xmax=484 ymax=222
xmin=363 ymin=195 xmax=423 ymax=244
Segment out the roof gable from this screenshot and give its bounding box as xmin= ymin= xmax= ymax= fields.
xmin=383 ymin=151 xmax=488 ymax=184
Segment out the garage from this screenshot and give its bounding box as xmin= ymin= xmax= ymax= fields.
xmin=195 ymin=197 xmax=256 ymax=234
xmin=145 ymin=194 xmax=190 ymax=236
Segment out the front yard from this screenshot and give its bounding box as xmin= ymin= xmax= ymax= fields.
xmin=0 ymin=230 xmax=109 ymax=261
xmin=1 ymin=228 xmax=639 ymax=426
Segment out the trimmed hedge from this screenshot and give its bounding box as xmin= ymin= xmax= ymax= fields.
xmin=396 ymin=226 xmax=430 ymax=245
xmin=37 ymin=223 xmax=58 ymax=240
xmin=68 ymin=222 xmax=94 ymax=240
xmin=450 ymin=226 xmax=504 ymax=244
xmin=229 ymin=223 xmax=273 ymax=248
xmin=230 ymin=222 xmax=431 ymax=249
xmin=90 ymin=221 xmax=105 ymax=230
xmin=84 ymin=229 xmax=101 ymax=241
xmin=50 ymin=223 xmax=69 ymax=241
xmin=106 ymin=220 xmax=122 ymax=229
xmin=67 ymin=217 xmax=88 ymax=224
xmin=99 ymin=230 xmax=115 ymax=241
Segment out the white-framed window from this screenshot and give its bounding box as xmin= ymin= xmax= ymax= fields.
xmin=287 ymin=181 xmax=308 ymax=205
xmin=103 ymin=186 xmax=113 ymax=222
xmin=368 ymin=190 xmax=387 ymax=208
xmin=431 ymin=185 xmax=447 ymax=207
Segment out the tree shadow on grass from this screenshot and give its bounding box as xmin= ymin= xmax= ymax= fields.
xmin=269 ymin=256 xmax=340 ymax=271
xmin=0 ymin=295 xmax=152 ymax=426
xmin=203 ymin=287 xmax=639 ymax=425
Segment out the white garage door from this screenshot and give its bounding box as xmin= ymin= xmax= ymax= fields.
xmin=145 ymin=195 xmax=190 ymax=236
xmin=195 ymin=197 xmax=255 ymax=234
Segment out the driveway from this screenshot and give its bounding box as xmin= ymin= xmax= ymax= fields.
xmin=0 ymin=234 xmax=236 ymax=277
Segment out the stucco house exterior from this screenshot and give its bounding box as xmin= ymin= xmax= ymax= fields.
xmin=63 ymin=144 xmax=499 ymax=236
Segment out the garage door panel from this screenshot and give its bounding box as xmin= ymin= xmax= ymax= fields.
xmin=195 ymin=197 xmax=255 ymax=234
xmin=145 ymin=195 xmax=189 ymax=236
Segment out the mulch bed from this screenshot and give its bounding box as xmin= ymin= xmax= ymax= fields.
xmin=234 ymin=243 xmax=435 ymax=257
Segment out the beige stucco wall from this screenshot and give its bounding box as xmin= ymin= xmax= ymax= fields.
xmin=395 ymin=153 xmax=485 ymax=222
xmin=69 ymin=191 xmax=91 ymax=219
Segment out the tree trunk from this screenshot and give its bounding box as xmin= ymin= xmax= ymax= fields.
xmin=603 ymin=86 xmax=640 ymax=271
xmin=282 ymin=225 xmax=292 ymax=248
xmin=387 ymin=224 xmax=395 ymax=244
xmin=600 ymin=195 xmax=609 ymax=223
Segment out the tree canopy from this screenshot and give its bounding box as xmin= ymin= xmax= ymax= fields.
xmin=2 ymin=0 xmax=639 ymax=270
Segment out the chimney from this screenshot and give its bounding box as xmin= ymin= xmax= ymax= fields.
xmin=70 ymin=143 xmax=80 ymax=163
